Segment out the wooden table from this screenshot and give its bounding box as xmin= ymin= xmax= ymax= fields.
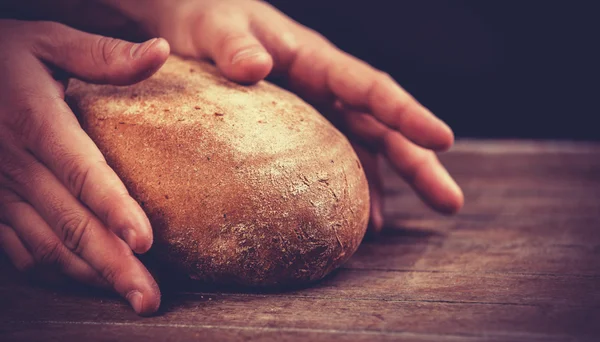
xmin=1 ymin=139 xmax=599 ymax=342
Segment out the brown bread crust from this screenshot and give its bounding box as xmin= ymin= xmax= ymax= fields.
xmin=66 ymin=55 xmax=369 ymax=286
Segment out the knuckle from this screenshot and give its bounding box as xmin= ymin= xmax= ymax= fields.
xmin=33 ymin=239 xmax=63 ymax=266
xmin=268 ymin=30 xmax=300 ymax=69
xmin=4 ymin=97 xmax=71 ymax=151
xmin=92 ymin=36 xmax=124 ymax=67
xmin=61 ymin=156 xmax=92 ymax=199
xmin=406 ymin=152 xmax=435 ymax=181
xmin=101 ymin=192 xmax=132 ymax=226
xmin=6 ymin=99 xmax=64 ymax=154
xmin=300 ymin=25 xmax=329 ymax=44
xmin=194 ymin=6 xmax=217 ymax=34
xmin=56 ymin=210 xmax=92 ymax=253
xmin=378 ymin=71 xmax=394 ymax=83
xmin=100 ymin=249 xmax=132 ymax=286
xmin=372 ymin=72 xmax=410 ymax=112
xmin=0 ymin=145 xmax=19 ymax=188
xmin=254 ymin=0 xmax=277 ymax=13
xmin=278 ymin=30 xmax=300 ymax=56
xmin=100 ymin=260 xmax=121 ymax=285
xmin=30 ymin=21 xmax=72 ymax=52
xmin=35 ymin=21 xmax=65 ymax=33
xmin=0 ymin=189 xmax=23 ymax=221
xmin=0 ymin=147 xmax=38 ymax=191
xmin=7 ymin=104 xmax=42 ymax=144
xmin=29 ymin=21 xmax=65 ymax=38
xmin=368 ymin=72 xmax=389 ymax=96
xmin=204 ymin=3 xmax=240 ymax=23
xmin=217 ymin=31 xmax=253 ymax=54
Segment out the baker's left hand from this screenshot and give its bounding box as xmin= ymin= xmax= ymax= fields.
xmin=102 ymin=0 xmax=465 ymax=234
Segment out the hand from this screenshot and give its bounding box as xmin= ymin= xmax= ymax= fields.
xmin=0 ymin=19 xmax=169 ymax=314
xmin=109 ymin=0 xmax=464 ymax=233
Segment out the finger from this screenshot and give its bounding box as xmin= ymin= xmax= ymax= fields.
xmin=0 ymin=147 xmax=160 ymax=315
xmin=340 ymin=108 xmax=464 ymax=214
xmin=194 ymin=6 xmax=273 ymax=83
xmin=352 ymin=144 xmax=384 ymax=235
xmin=0 ymin=223 xmax=35 ymax=273
xmin=330 ymin=57 xmax=454 ymax=151
xmin=0 ymin=188 xmax=108 ymax=288
xmin=33 ymin=21 xmax=169 ymax=85
xmin=8 ymin=63 xmax=152 ymax=253
xmin=248 ymin=3 xmax=300 ymax=73
xmin=285 ymin=29 xmax=453 ymax=151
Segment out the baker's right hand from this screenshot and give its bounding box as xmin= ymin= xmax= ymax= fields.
xmin=0 ymin=19 xmax=169 ymax=315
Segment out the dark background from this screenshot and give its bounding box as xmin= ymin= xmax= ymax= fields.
xmin=2 ymin=1 xmax=598 ymax=140
xmin=268 ymin=0 xmax=600 ymax=140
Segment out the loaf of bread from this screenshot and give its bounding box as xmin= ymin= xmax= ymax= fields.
xmin=66 ymin=55 xmax=369 ymax=287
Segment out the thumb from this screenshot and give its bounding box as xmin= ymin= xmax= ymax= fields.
xmin=34 ymin=22 xmax=170 ymax=85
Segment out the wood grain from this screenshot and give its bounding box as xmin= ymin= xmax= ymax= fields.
xmin=1 ymin=139 xmax=599 ymax=342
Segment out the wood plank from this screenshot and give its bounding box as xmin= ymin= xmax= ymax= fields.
xmin=1 ymin=139 xmax=599 ymax=342
xmin=294 ymin=270 xmax=600 ymax=307
xmin=1 ymin=286 xmax=598 ymax=341
xmin=437 ymin=153 xmax=600 ymax=181
xmin=2 ymin=251 xmax=598 ymax=308
xmin=450 ymin=139 xmax=600 ymax=154
xmin=1 ymin=322 xmax=576 ymax=342
xmin=347 ymin=216 xmax=600 ymax=276
xmin=382 ymin=144 xmax=600 ymax=193
xmin=382 ymin=182 xmax=600 ymax=218
xmin=3 ymin=268 xmax=598 ymax=313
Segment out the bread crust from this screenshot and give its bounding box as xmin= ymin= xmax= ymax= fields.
xmin=66 ymin=56 xmax=369 ymax=286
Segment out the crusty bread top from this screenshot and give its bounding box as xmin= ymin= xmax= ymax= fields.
xmin=70 ymin=56 xmax=337 ymax=157
xmin=67 ymin=56 xmax=370 ymax=286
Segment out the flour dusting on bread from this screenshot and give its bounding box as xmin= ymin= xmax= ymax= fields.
xmin=67 ymin=55 xmax=369 ymax=287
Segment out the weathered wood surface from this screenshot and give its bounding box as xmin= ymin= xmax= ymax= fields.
xmin=1 ymin=139 xmax=599 ymax=342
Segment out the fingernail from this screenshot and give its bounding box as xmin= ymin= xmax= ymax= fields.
xmin=231 ymin=48 xmax=267 ymax=65
xmin=130 ymin=38 xmax=158 ymax=59
xmin=127 ymin=290 xmax=144 ymax=314
xmin=123 ymin=229 xmax=137 ymax=251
